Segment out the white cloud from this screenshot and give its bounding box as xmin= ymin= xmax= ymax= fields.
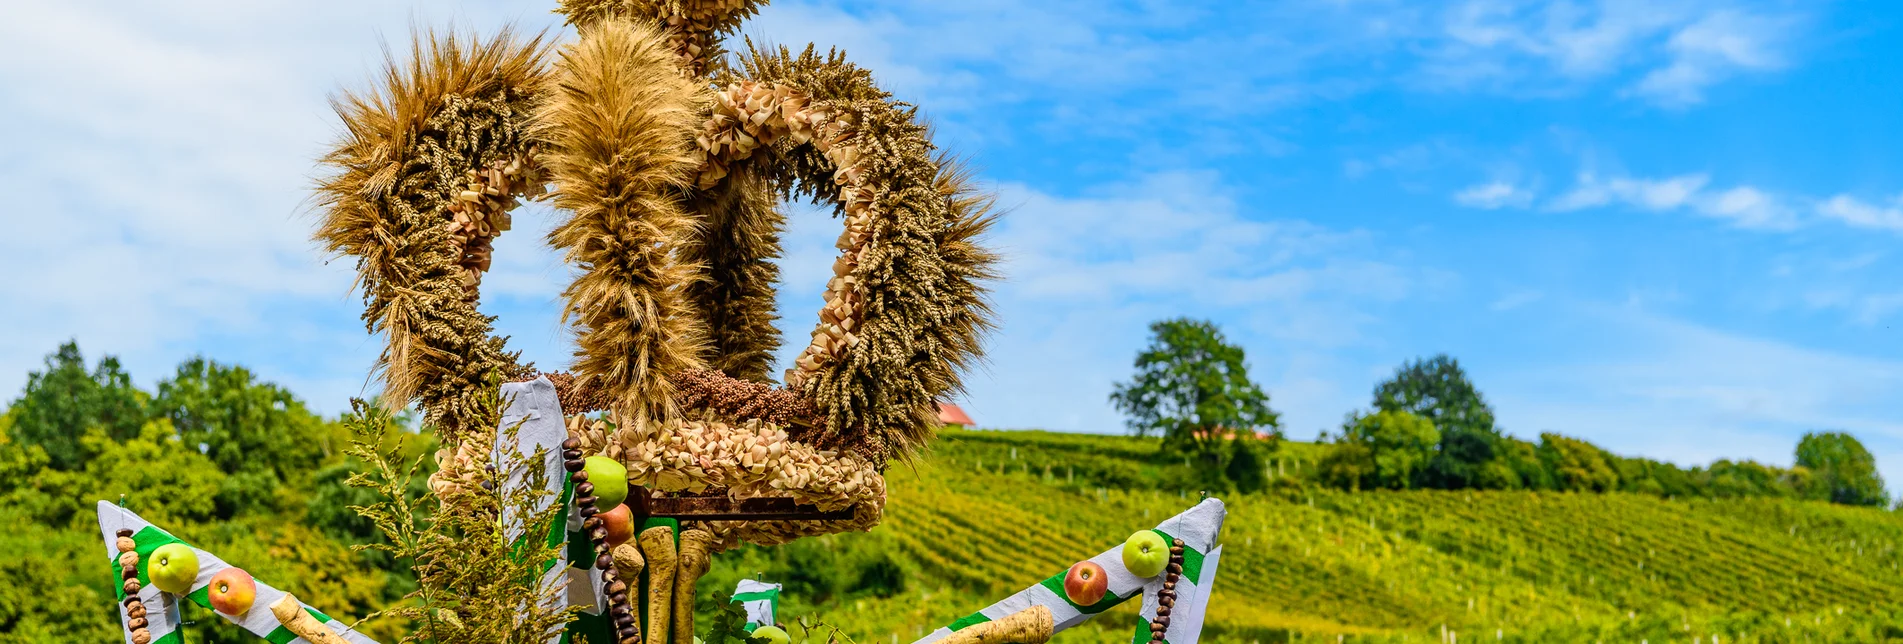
xmin=1423 ymin=1 xmax=1803 ymax=107
xmin=1817 ymin=194 xmax=1903 ymax=233
xmin=1632 ymin=9 xmax=1791 ymax=106
xmin=1550 ymin=173 xmax=1709 ymax=211
xmin=1537 ymin=172 xmax=1799 ymax=230
xmin=1454 ymin=180 xmax=1536 ymax=209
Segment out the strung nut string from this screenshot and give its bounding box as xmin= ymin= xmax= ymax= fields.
xmin=566 ymin=438 xmax=641 ymax=644
xmin=116 ymin=529 xmax=154 ymax=644
xmin=1148 ymin=538 xmax=1186 ymax=643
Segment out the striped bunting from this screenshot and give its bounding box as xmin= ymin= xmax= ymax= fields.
xmin=95 ymin=502 xmax=380 ymax=644
xmin=914 ymin=498 xmax=1228 ymax=644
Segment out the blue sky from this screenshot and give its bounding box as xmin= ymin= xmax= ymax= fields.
xmin=3 ymin=1 xmax=1900 ymax=493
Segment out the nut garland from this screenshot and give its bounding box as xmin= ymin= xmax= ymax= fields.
xmin=565 ymin=439 xmax=642 ymax=644
xmin=116 ymin=529 xmax=153 ymax=644
xmin=563 ymin=414 xmax=887 ymax=547
xmin=444 ymin=153 xmax=543 ymax=300
xmin=567 ymin=415 xmax=883 ymax=509
xmin=1147 ymin=539 xmax=1187 ymax=642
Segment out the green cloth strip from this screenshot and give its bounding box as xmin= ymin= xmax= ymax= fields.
xmin=265 ymin=624 xmax=299 ymax=644
xmin=732 ymin=589 xmax=778 ymax=602
xmin=948 ymin=611 xmax=992 ymax=632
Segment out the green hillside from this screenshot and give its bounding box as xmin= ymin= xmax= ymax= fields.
xmin=702 ymin=428 xmax=1903 ymax=643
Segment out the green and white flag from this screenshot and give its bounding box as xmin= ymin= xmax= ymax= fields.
xmin=914 ymin=498 xmax=1227 ymax=644
xmin=95 ymin=502 xmax=380 ymax=644
xmin=1136 ymin=545 xmax=1222 ymax=644
xmin=732 ymin=579 xmax=782 ymax=629
xmin=494 ymin=377 xmax=583 ymax=642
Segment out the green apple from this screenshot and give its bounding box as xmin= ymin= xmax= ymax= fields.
xmin=751 ymin=625 xmax=790 ymax=644
xmin=582 ymin=456 xmax=629 ymax=511
xmin=1121 ymin=530 xmax=1169 ymax=578
xmin=208 ymin=567 xmax=257 ymax=615
xmin=149 ymin=543 xmax=200 ymax=595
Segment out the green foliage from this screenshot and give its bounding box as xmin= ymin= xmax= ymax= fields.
xmin=1110 ymin=318 xmax=1281 ymax=463
xmin=5 ymin=341 xmax=147 ymax=470
xmin=1225 ymin=437 xmax=1268 ymax=494
xmin=153 ymin=357 xmax=336 ymax=484
xmin=777 ymin=430 xmax=1903 ymax=643
xmin=341 ymin=395 xmax=577 ymax=644
xmin=1318 ymin=441 xmax=1377 ymax=491
xmin=1340 ymin=410 xmax=1439 ymax=490
xmin=701 ymin=592 xmax=771 ymax=644
xmin=0 ymin=346 xmax=411 ymax=644
xmin=1371 ymin=355 xmax=1498 ymax=490
xmin=1797 ymin=431 xmax=1890 ymax=507
xmin=1537 ymin=433 xmax=1619 ymax=492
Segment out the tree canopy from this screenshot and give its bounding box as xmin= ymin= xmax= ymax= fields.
xmin=1796 ymin=431 xmax=1889 ymax=507
xmin=5 ymin=341 xmax=146 ymax=470
xmin=1372 ymin=354 xmax=1499 ymax=489
xmin=1110 ymin=318 xmax=1281 ymax=462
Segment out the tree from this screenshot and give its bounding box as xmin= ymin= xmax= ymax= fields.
xmin=1340 ymin=410 xmax=1439 ymax=489
xmin=5 ymin=342 xmax=147 ymax=470
xmin=1796 ymin=432 xmax=1889 ymax=507
xmin=1317 ymin=441 xmax=1376 ymax=491
xmin=1537 ymin=433 xmax=1619 ymax=493
xmin=153 ymin=357 xmax=332 ymax=480
xmin=1224 ymin=437 xmax=1268 ymax=494
xmin=1110 ymin=319 xmax=1281 ymax=466
xmin=1372 ymin=354 xmax=1499 ymax=489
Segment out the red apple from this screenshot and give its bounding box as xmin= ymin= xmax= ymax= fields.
xmin=1063 ymin=560 xmax=1108 ymax=606
xmin=208 ymin=568 xmax=257 ymax=616
xmin=599 ymin=503 xmax=635 ymax=547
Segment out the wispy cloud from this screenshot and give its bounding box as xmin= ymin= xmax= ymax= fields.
xmin=1817 ymin=193 xmax=1903 ymax=232
xmin=1490 ymin=290 xmax=1545 ymax=311
xmin=1629 ymin=9 xmax=1793 ymax=105
xmin=1454 ymin=180 xmax=1537 ymax=209
xmin=1422 ymin=0 xmax=1804 ymax=106
xmin=1482 ymin=171 xmax=1801 ymax=230
xmin=1550 ymin=173 xmax=1710 ymax=211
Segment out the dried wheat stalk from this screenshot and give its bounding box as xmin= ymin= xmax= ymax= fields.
xmin=314 ymin=28 xmax=551 ymax=438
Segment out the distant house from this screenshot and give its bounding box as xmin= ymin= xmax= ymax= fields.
xmin=936 ymin=402 xmax=975 ymax=429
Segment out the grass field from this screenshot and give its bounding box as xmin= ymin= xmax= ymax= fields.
xmin=703 ymin=428 xmax=1903 ymax=643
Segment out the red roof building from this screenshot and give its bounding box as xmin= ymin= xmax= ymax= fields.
xmin=936 ymin=402 xmax=975 ymax=427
